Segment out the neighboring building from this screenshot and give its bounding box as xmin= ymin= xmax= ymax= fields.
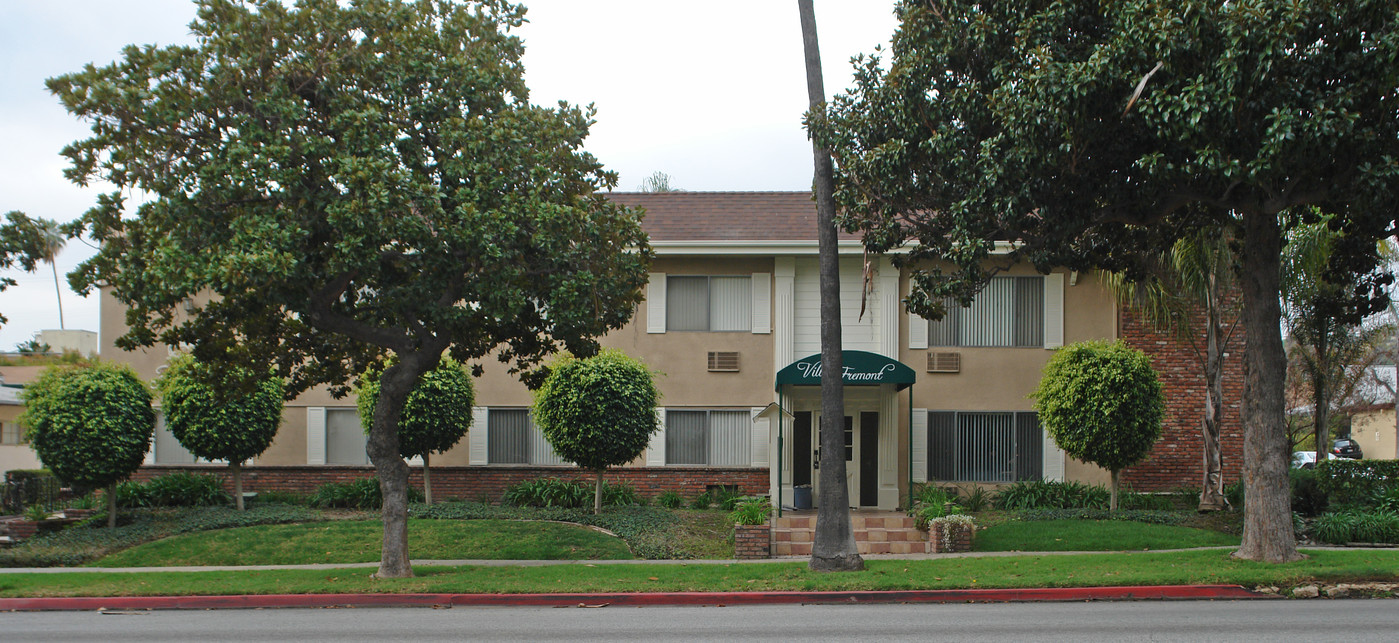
xmin=0 ymin=371 xmax=40 ymax=476
xmin=36 ymin=329 xmax=99 ymax=356
xmin=91 ymin=192 xmax=1243 ymax=508
xmin=1347 ymin=404 xmax=1398 ymax=461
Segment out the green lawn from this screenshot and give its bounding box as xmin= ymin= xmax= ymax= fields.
xmin=975 ymin=519 xmax=1241 ymax=552
xmin=91 ymin=519 xmax=632 ymax=567
xmin=3 ymin=549 xmax=1396 ymax=598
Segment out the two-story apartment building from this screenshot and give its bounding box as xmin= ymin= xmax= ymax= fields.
xmin=102 ymin=191 xmax=1243 ymax=509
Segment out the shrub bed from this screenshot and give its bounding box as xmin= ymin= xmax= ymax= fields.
xmin=117 ymin=472 xmax=231 ymax=508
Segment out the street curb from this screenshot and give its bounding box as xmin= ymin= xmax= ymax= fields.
xmin=0 ymin=585 xmax=1267 ymax=611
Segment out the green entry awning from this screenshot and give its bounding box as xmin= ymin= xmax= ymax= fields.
xmin=774 ymin=350 xmax=916 ymax=391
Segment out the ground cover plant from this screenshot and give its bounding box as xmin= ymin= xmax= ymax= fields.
xmin=116 ymin=472 xmax=231 ymax=508
xmin=502 ymin=478 xmax=640 ymax=509
xmin=309 ymin=479 xmax=422 ymax=509
xmin=974 ymin=519 xmax=1240 ymax=552
xmin=92 ymin=519 xmax=632 ymax=567
xmin=0 ymin=505 xmax=320 ymax=568
xmin=4 ymin=549 xmax=1397 ymax=598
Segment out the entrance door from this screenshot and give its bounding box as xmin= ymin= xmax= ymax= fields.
xmin=805 ymin=412 xmax=878 ymax=508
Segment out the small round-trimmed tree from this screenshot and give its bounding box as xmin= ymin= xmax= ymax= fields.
xmin=20 ymin=362 xmax=155 ymax=528
xmin=533 ymin=350 xmax=659 ymax=514
xmin=1032 ymin=340 xmax=1165 ymax=511
xmin=157 ymin=354 xmax=285 ymax=511
xmin=357 ymin=358 xmax=474 ymax=505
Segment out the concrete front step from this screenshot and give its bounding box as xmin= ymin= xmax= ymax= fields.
xmin=772 ymin=512 xmax=928 ymax=556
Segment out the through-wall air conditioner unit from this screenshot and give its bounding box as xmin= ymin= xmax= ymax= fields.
xmin=707 ymin=351 xmax=740 ymax=372
xmin=926 ymin=351 xmax=961 ymax=373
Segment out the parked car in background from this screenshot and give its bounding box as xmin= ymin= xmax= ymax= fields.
xmin=1331 ymin=438 xmax=1364 ymax=460
xmin=1292 ymin=451 xmax=1340 ymax=469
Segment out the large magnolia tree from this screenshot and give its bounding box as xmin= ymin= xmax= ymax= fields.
xmin=815 ymin=0 xmax=1398 ymax=563
xmin=50 ymin=0 xmax=650 ymax=577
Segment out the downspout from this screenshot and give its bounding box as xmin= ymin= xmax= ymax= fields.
xmin=907 ymin=388 xmax=913 ymax=512
xmin=777 ymin=389 xmax=785 ymax=518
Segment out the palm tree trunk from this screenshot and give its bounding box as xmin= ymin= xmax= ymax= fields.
xmin=1199 ymin=295 xmax=1227 ymax=511
xmin=51 ymin=261 xmax=64 ymax=330
xmin=799 ymin=0 xmax=862 ymax=573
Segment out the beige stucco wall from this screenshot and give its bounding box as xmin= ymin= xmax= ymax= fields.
xmin=0 ymin=403 xmax=41 ymax=476
xmin=1352 ymin=408 xmax=1398 ymax=460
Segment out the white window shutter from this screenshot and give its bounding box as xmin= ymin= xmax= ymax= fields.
xmin=1042 ymin=431 xmax=1065 ymax=482
xmin=1043 ymin=273 xmax=1065 ymax=349
xmin=749 ymin=407 xmax=770 ymax=467
xmin=647 ymin=407 xmax=667 ymax=466
xmin=407 ymin=455 xmax=425 ymax=466
xmin=910 ymin=409 xmax=928 ymax=481
xmin=751 ymin=273 xmax=771 ymax=334
xmin=908 ymin=310 xmax=928 ymax=350
xmin=469 ymin=407 xmax=489 ymax=465
xmin=647 ymin=272 xmax=667 ymax=334
xmin=306 ymin=407 xmax=326 ymax=465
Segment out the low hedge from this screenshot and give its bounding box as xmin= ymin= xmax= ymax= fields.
xmin=1316 ymin=459 xmax=1399 ymax=508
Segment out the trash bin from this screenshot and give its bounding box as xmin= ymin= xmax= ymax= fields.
xmin=793 ymin=485 xmax=812 ymax=510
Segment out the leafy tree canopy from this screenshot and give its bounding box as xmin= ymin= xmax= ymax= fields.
xmin=356 ymin=357 xmax=474 ymax=460
xmin=815 ymin=0 xmax=1399 ymax=562
xmin=156 ymin=353 xmax=285 ymax=466
xmin=19 ymin=362 xmax=155 ymax=489
xmin=533 ymin=349 xmax=659 ymax=473
xmin=1033 ymin=341 xmax=1165 ymax=474
xmin=50 ymin=0 xmax=652 ymax=393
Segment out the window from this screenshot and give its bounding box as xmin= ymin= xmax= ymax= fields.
xmin=326 ymin=408 xmax=369 ymax=465
xmin=665 ymin=409 xmax=750 ymax=466
xmin=927 ymin=411 xmax=1042 ymax=483
xmin=929 ymin=276 xmax=1043 ymax=347
xmin=151 ymin=411 xmax=198 ymax=464
xmin=1 ymin=422 xmax=25 ymax=445
xmin=487 ymin=408 xmax=566 ymax=465
xmin=666 ymin=276 xmax=751 ymax=331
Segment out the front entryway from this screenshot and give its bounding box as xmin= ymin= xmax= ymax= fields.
xmin=791 ymin=410 xmax=879 ymax=508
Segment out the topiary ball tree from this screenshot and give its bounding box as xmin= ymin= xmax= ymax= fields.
xmin=357 ymin=357 xmax=474 ymax=505
xmin=157 ymin=354 xmax=285 ymax=511
xmin=1032 ymin=340 xmax=1165 ymax=511
xmin=533 ymin=350 xmax=659 ymax=514
xmin=20 ymin=362 xmax=155 ymax=528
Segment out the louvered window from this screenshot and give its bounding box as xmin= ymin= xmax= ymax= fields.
xmin=927 ymin=411 xmax=1042 ymax=482
xmin=929 ymin=276 xmax=1043 ymax=347
xmin=666 ymin=276 xmax=751 ymax=331
xmin=665 ymin=409 xmax=750 ymax=466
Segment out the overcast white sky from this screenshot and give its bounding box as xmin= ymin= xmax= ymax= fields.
xmin=0 ymin=0 xmax=900 ymax=351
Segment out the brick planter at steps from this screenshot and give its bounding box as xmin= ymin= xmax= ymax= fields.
xmin=733 ymin=523 xmax=771 ymax=559
xmin=927 ymin=522 xmax=974 ymax=554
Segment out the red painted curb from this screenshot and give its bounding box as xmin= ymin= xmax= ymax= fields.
xmin=0 ymin=585 xmax=1265 ymax=611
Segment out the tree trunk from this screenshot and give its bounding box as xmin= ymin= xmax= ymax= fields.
xmin=799 ymin=0 xmax=863 ymax=573
xmin=51 ymin=261 xmax=65 ymax=330
xmin=1312 ymin=333 xmax=1331 ymax=467
xmin=1109 ymin=469 xmax=1120 ymax=512
xmin=367 ymin=349 xmax=443 ymax=578
xmin=1199 ymin=297 xmax=1228 ymax=511
xmin=595 ymin=469 xmax=603 ymax=516
xmin=1233 ymin=211 xmax=1303 ymax=563
xmin=422 ymin=452 xmax=432 ymax=506
xmin=107 ymin=482 xmax=117 ymax=529
xmin=232 ymin=461 xmax=244 ymax=511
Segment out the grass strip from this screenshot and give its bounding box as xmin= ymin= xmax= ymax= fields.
xmin=91 ymin=520 xmax=632 ymax=567
xmin=974 ymin=520 xmax=1241 ymax=552
xmin=3 ymin=549 xmax=1395 ymax=598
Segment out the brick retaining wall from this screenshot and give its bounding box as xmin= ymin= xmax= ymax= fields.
xmin=130 ymin=465 xmax=769 ymax=501
xmin=733 ymin=523 xmax=771 ymax=559
xmin=1118 ymin=304 xmax=1246 ymax=491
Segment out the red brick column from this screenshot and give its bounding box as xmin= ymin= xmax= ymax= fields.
xmin=1118 ymin=304 xmax=1246 ymax=491
xmin=733 ymin=523 xmax=771 ymax=559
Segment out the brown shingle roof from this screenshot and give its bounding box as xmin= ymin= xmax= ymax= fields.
xmin=608 ymin=191 xmax=857 ymax=242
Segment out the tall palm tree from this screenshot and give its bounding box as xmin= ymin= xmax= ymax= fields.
xmin=1105 ymin=228 xmax=1241 ymax=511
xmin=31 ymin=218 xmax=67 ymax=330
xmin=799 ymin=0 xmax=862 ymax=572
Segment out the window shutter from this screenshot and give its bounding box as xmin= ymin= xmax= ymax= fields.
xmin=749 ymin=407 xmax=769 ymax=467
xmin=306 ymin=407 xmax=326 ymax=465
xmin=751 ymin=273 xmax=771 ymax=334
xmin=910 ymin=409 xmax=928 ymax=481
xmin=1044 ymin=272 xmax=1065 ymax=349
xmin=1042 ymin=430 xmax=1065 ymax=482
xmin=908 ymin=310 xmax=928 ymax=350
xmin=468 ymin=407 xmax=489 ymax=465
xmin=646 ymin=407 xmax=667 ymax=466
xmin=646 ymin=272 xmax=666 ymax=334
